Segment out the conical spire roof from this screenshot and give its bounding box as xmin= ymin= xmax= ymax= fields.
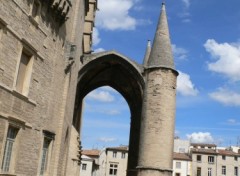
xmin=143 ymin=40 xmax=151 ymax=67
xmin=147 ymin=3 xmax=175 ymax=70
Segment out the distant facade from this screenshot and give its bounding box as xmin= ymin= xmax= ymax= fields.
xmin=80 ymin=147 xmax=128 ymax=176
xmin=81 ymin=150 xmax=100 ymax=176
xmin=100 ymin=146 xmax=128 ymax=176
xmin=191 ymin=143 xmax=240 ymax=176
xmin=173 ymin=153 xmax=191 ymax=176
xmin=80 ymin=143 xmax=240 ymax=176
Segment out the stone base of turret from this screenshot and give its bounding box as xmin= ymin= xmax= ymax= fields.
xmin=136 ymin=166 xmax=173 ymax=176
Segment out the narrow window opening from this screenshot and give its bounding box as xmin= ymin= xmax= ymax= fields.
xmin=121 ymin=152 xmax=125 ymax=159
xmin=39 ymin=131 xmax=54 ymax=176
xmin=197 ymin=167 xmax=201 ymax=176
xmin=16 ymin=50 xmax=32 ymax=94
xmin=1 ymin=126 xmax=18 ymax=172
xmin=109 ymin=164 xmax=118 ymax=175
xmin=222 ymin=166 xmax=226 ymax=175
xmin=32 ymin=0 xmax=41 ymax=18
xmin=82 ymin=163 xmax=87 ymax=171
xmin=208 ymin=168 xmax=212 ymax=176
xmin=113 ymin=151 xmax=117 ymax=158
xmin=40 ymin=137 xmax=51 ymax=175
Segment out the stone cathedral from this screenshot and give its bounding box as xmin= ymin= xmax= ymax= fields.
xmin=0 ymin=0 xmax=178 ymax=176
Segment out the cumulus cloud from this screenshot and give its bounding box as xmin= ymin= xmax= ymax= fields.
xmin=98 ymin=137 xmax=117 ymax=142
xmin=182 ymin=0 xmax=191 ymax=8
xmin=204 ymin=39 xmax=240 ymax=81
xmin=187 ymin=132 xmax=214 ymax=143
xmin=177 ymin=71 xmax=199 ymax=96
xmin=100 ymin=86 xmax=118 ymax=93
xmin=87 ymin=90 xmax=114 ymax=102
xmin=96 ymin=0 xmax=136 ymax=30
xmin=172 ymin=44 xmax=188 ymax=60
xmin=209 ymin=88 xmax=240 ymax=106
xmin=93 ymin=48 xmax=105 ymax=53
xmin=92 ymin=28 xmax=101 ymax=46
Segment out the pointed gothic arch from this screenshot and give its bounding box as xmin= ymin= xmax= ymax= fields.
xmin=73 ymin=51 xmax=145 ymax=174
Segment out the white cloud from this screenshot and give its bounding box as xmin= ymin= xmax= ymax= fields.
xmin=87 ymin=90 xmax=114 ymax=102
xmin=177 ymin=71 xmax=199 ymax=96
xmin=172 ymin=44 xmax=188 ymax=60
xmin=227 ymin=119 xmax=240 ymax=125
xmin=96 ymin=0 xmax=137 ymax=30
xmin=182 ymin=0 xmax=191 ymax=8
xmin=204 ymin=39 xmax=240 ymax=81
xmin=98 ymin=137 xmax=117 ymax=142
xmin=93 ymin=48 xmax=105 ymax=53
xmin=92 ymin=28 xmax=101 ymax=46
xmin=209 ymin=88 xmax=240 ymax=106
xmin=179 ymin=0 xmax=191 ymax=23
xmin=187 ymin=132 xmax=214 ymax=143
xmin=182 ymin=19 xmax=191 ymax=23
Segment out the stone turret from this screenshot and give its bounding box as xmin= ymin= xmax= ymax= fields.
xmin=137 ymin=3 xmax=178 ymax=176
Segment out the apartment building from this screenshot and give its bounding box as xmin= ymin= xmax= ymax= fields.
xmin=81 ymin=150 xmax=100 ymax=176
xmin=99 ymin=146 xmax=128 ymax=176
xmin=191 ymin=143 xmax=240 ymax=176
xmin=173 ymin=152 xmax=192 ymax=176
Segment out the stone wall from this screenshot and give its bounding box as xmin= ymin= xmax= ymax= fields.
xmin=0 ymin=0 xmax=87 ymax=175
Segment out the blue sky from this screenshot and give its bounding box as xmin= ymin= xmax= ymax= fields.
xmin=81 ymin=0 xmax=240 ymax=149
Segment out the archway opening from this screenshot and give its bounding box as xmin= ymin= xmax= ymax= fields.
xmin=80 ymin=86 xmax=131 ymax=175
xmin=81 ymin=86 xmax=130 ymax=149
xmin=73 ymin=51 xmax=144 ymax=175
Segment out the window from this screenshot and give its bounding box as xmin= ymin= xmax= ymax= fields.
xmin=222 ymin=155 xmax=226 ymax=160
xmin=82 ymin=163 xmax=87 ymax=171
xmin=197 ymin=155 xmax=202 ymax=162
xmin=40 ymin=137 xmax=51 ymax=175
xmin=197 ymin=167 xmax=201 ymax=176
xmin=176 ymin=162 xmax=181 ymax=169
xmin=235 ymin=167 xmax=238 ymax=176
xmin=175 ymin=173 xmax=180 ymax=176
xmin=208 ymin=168 xmax=212 ymax=176
xmin=0 ymin=25 xmax=2 ymax=40
xmin=32 ymin=0 xmax=41 ymax=18
xmin=113 ymin=151 xmax=117 ymax=158
xmin=208 ymin=156 xmax=214 ymax=163
xmin=16 ymin=50 xmax=32 ymax=94
xmin=222 ymin=166 xmax=226 ymax=175
xmin=1 ymin=126 xmax=18 ymax=172
xmin=121 ymin=152 xmax=125 ymax=159
xmin=235 ymin=156 xmax=238 ymax=161
xmin=179 ymin=148 xmax=185 ymax=153
xmin=109 ymin=164 xmax=118 ymax=175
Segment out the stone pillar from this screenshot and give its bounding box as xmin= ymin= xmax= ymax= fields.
xmin=137 ymin=68 xmax=177 ymax=176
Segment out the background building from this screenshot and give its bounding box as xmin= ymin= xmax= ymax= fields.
xmin=81 ymin=150 xmax=100 ymax=176
xmin=173 ymin=153 xmax=191 ymax=176
xmin=79 ymin=142 xmax=240 ymax=176
xmin=99 ymin=146 xmax=128 ymax=176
